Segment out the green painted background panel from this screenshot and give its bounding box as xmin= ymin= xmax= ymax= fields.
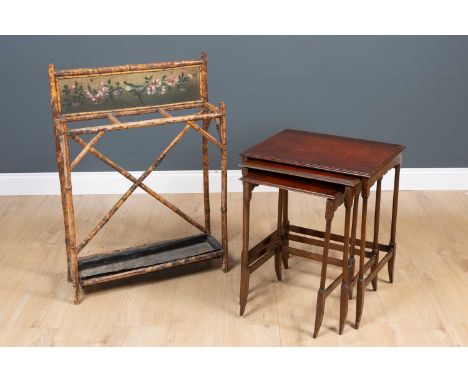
xmin=58 ymin=66 xmax=201 ymax=115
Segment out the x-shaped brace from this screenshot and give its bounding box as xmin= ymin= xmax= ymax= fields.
xmin=69 ymin=109 xmax=219 ymax=254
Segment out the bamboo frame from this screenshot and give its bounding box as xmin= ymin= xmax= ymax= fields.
xmin=49 ymin=53 xmax=229 ymax=304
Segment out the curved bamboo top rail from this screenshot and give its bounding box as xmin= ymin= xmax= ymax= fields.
xmin=65 ymin=111 xmax=222 ymax=136
xmin=55 ymin=59 xmax=204 ymax=78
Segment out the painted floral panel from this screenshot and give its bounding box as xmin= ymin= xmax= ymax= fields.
xmin=58 ymin=66 xmax=201 ymax=115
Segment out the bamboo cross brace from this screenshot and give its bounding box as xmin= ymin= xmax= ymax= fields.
xmin=157 ymin=107 xmax=222 ymax=149
xmin=65 ymin=112 xmax=222 ymax=136
xmin=69 ymin=131 xmax=105 ymax=171
xmin=76 ymin=124 xmax=191 ymax=253
xmin=107 ymin=113 xmax=121 ymax=125
xmin=204 ymin=102 xmax=220 ymax=113
xmin=68 ymin=114 xmax=122 ymax=171
xmin=70 ymin=134 xmax=206 ymax=233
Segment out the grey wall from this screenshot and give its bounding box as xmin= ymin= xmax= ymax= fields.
xmin=1 ymin=36 xmax=467 ymax=172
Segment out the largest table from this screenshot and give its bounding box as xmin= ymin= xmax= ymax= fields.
xmin=241 ymin=129 xmax=405 ymax=327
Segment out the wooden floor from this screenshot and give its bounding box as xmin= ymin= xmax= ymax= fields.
xmin=0 ymin=191 xmax=467 ymax=346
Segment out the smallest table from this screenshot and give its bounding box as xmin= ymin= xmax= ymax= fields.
xmin=240 ymin=129 xmax=405 ymax=334
xmin=240 ymin=168 xmax=361 ymax=336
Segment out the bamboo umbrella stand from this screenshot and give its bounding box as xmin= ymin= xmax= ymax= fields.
xmin=48 ymin=53 xmax=228 ymax=304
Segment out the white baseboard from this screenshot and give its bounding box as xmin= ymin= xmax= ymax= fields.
xmin=0 ymin=168 xmax=467 ymax=196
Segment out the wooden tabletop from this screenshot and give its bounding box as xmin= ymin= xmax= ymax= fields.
xmin=241 ymin=169 xmax=344 ymax=199
xmin=241 ymin=129 xmax=405 ymax=178
xmin=242 ymin=157 xmax=361 ymax=187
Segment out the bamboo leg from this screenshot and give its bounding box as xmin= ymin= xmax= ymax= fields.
xmin=202 ymin=118 xmax=211 ymax=234
xmin=388 ymin=165 xmax=401 ymax=283
xmin=220 ymin=102 xmax=228 ymax=272
xmin=240 ymin=182 xmax=251 ymax=316
xmin=313 ymin=200 xmax=334 ymax=338
xmin=356 ymin=186 xmax=369 ymax=329
xmin=371 ymin=178 xmax=382 ymax=291
xmin=339 ymin=190 xmax=353 ymax=335
xmin=348 ymin=191 xmax=360 ymax=299
xmin=200 ymin=53 xmax=211 ymax=238
xmin=61 ymin=123 xmax=80 ymax=304
xmin=49 ymin=64 xmax=73 ymax=283
xmin=54 ymin=124 xmax=73 ymax=282
xmin=275 ymin=190 xmax=283 ymax=281
xmin=281 ymin=190 xmax=289 ymax=269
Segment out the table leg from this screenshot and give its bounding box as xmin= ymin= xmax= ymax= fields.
xmin=348 ymin=191 xmax=360 ymax=299
xmin=339 ymin=189 xmax=353 ymax=335
xmin=240 ymin=182 xmax=252 ymax=316
xmin=356 ymin=186 xmax=369 ymax=329
xmin=281 ymin=190 xmax=289 ymax=269
xmin=275 ymin=190 xmax=284 ymax=281
xmin=371 ymin=178 xmax=382 ymax=291
xmin=313 ymin=200 xmax=334 ymax=338
xmin=388 ymin=164 xmax=401 ymax=283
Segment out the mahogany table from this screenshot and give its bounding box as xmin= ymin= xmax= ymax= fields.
xmin=241 ymin=129 xmax=405 ymax=329
xmin=240 ymin=167 xmax=361 ymax=336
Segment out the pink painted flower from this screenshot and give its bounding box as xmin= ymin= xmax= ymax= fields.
xmin=146 ymin=84 xmax=158 ymax=95
xmin=166 ymin=75 xmax=177 ymax=86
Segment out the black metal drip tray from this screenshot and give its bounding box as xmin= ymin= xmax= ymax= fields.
xmin=78 ymin=233 xmax=222 ymax=281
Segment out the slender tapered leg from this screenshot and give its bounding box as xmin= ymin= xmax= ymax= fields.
xmin=240 ymin=181 xmax=252 ymax=316
xmin=356 ymin=186 xmax=369 ymax=329
xmin=348 ymin=190 xmax=360 ymax=299
xmin=339 ymin=190 xmax=353 ymax=335
xmin=281 ymin=190 xmax=289 ymax=269
xmin=313 ymin=200 xmax=334 ymax=338
xmin=275 ymin=190 xmax=283 ymax=281
xmin=388 ymin=164 xmax=400 ymax=283
xmin=371 ymin=178 xmax=382 ymax=291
